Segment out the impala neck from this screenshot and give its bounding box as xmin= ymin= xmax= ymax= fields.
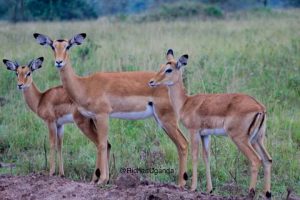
xmin=167 ymin=71 xmax=188 ymax=118
xmin=59 ymin=54 xmax=82 ymax=101
xmin=23 ymin=82 xmax=42 ymax=113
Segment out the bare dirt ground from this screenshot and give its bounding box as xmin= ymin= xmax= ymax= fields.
xmin=0 ymin=173 xmax=299 ymax=200
xmin=0 ymin=173 xmax=254 ymax=200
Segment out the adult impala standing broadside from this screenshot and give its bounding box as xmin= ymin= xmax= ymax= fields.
xmin=148 ymin=49 xmax=272 ymax=199
xmin=2 ymin=57 xmax=111 ymax=177
xmin=33 ymin=33 xmax=189 ymax=187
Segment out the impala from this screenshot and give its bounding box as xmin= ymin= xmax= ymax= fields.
xmin=33 ymin=33 xmax=189 ymax=186
xmin=3 ymin=57 xmax=111 ymax=178
xmin=148 ymin=49 xmax=272 ymax=199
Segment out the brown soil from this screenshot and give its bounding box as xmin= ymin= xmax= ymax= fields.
xmin=0 ymin=173 xmax=255 ymax=200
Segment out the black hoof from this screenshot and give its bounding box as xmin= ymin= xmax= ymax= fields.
xmin=95 ymin=168 xmax=101 ymax=178
xmin=249 ymin=188 xmax=255 ymax=199
xmin=183 ymin=172 xmax=188 ymax=181
xmin=266 ymin=191 xmax=272 ymax=199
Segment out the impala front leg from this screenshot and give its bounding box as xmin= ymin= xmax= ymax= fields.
xmin=153 ymin=106 xmax=188 ymax=187
xmin=57 ymin=125 xmax=64 ymax=177
xmin=73 ymin=110 xmax=111 ymax=183
xmin=94 ymin=114 xmax=109 ymax=185
xmin=189 ymin=129 xmax=199 ymax=191
xmin=47 ymin=122 xmax=57 ymax=176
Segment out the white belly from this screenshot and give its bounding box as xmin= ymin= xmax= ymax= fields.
xmin=200 ymin=128 xmax=227 ymax=136
xmin=78 ymin=107 xmax=97 ymax=118
xmin=110 ymin=105 xmax=153 ymax=120
xmin=57 ymin=114 xmax=74 ymax=125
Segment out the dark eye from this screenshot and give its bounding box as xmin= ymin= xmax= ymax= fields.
xmin=26 ymin=72 xmax=31 ymax=77
xmin=165 ymin=69 xmax=173 ymax=74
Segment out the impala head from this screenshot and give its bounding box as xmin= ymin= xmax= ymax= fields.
xmin=33 ymin=33 xmax=86 ymax=69
xmin=2 ymin=57 xmax=44 ymax=90
xmin=149 ymin=49 xmax=188 ymax=87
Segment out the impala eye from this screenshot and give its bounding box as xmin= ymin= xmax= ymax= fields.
xmin=165 ymin=68 xmax=173 ymax=74
xmin=26 ymin=72 xmax=31 ymax=77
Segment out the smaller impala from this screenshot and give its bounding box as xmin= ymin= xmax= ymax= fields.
xmin=3 ymin=57 xmax=110 ymax=178
xmin=148 ymin=50 xmax=272 ymax=199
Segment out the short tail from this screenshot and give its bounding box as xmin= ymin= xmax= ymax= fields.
xmin=248 ymin=112 xmax=266 ymax=143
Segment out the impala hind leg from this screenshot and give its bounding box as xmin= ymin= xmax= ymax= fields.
xmin=153 ymin=107 xmax=188 ymax=187
xmin=73 ymin=110 xmax=111 ymax=183
xmin=189 ymin=129 xmax=199 ymax=191
xmin=252 ymin=141 xmax=272 ymax=199
xmin=231 ymin=136 xmax=262 ymax=195
xmin=57 ymin=125 xmax=64 ymax=177
xmin=47 ymin=122 xmax=57 ymax=176
xmin=252 ymin=132 xmax=272 ymax=198
xmin=201 ymin=135 xmax=212 ymax=193
xmin=258 ymin=144 xmax=272 ymax=198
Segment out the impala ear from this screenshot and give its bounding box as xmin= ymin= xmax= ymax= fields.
xmin=33 ymin=33 xmax=53 ymax=48
xmin=166 ymin=49 xmax=174 ymax=61
xmin=176 ymin=54 xmax=189 ymax=69
xmin=28 ymin=57 xmax=44 ymax=72
xmin=67 ymin=33 xmax=86 ymax=50
xmin=3 ymin=59 xmax=19 ymax=71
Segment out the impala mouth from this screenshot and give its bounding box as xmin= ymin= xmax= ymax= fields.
xmin=55 ymin=62 xmax=65 ymax=69
xmin=17 ymin=84 xmax=27 ymax=90
xmin=55 ymin=60 xmax=65 ymax=69
xmin=148 ymin=80 xmax=159 ymax=88
xmin=18 ymin=85 xmax=24 ymax=90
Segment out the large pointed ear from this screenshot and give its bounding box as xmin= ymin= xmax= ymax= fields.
xmin=166 ymin=49 xmax=174 ymax=61
xmin=33 ymin=33 xmax=53 ymax=48
xmin=176 ymin=54 xmax=189 ymax=69
xmin=67 ymin=33 xmax=86 ymax=50
xmin=28 ymin=57 xmax=44 ymax=72
xmin=3 ymin=59 xmax=19 ymax=71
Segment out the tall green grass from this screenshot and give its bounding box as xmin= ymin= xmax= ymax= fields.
xmin=0 ymin=9 xmax=299 ymax=198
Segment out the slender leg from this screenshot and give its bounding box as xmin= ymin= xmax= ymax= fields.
xmin=231 ymin=136 xmax=262 ymax=193
xmin=47 ymin=122 xmax=57 ymax=176
xmin=252 ymin=141 xmax=272 ymax=198
xmin=153 ymin=106 xmax=188 ymax=187
xmin=93 ymin=114 xmax=109 ymax=185
xmin=201 ymin=135 xmax=212 ymax=193
xmin=73 ymin=110 xmax=111 ymax=183
xmin=57 ymin=124 xmax=64 ymax=177
xmin=73 ymin=110 xmax=98 ymax=145
xmin=252 ymin=129 xmax=272 ymax=198
xmin=189 ymin=129 xmax=199 ymax=191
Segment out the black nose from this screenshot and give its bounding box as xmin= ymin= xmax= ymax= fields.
xmin=18 ymin=84 xmax=23 ymax=89
xmin=56 ymin=60 xmax=62 ymax=64
xmin=148 ymin=80 xmax=155 ymax=87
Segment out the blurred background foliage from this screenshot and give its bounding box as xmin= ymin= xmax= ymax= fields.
xmin=0 ymin=0 xmax=299 ymax=198
xmin=0 ymin=0 xmax=300 ymax=22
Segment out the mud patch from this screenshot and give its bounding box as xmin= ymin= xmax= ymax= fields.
xmin=0 ymin=173 xmax=260 ymax=200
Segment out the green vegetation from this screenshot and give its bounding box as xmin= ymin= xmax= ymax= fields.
xmin=0 ymin=9 xmax=299 ymax=198
xmin=134 ymin=1 xmax=223 ymax=22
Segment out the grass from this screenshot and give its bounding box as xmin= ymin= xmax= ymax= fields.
xmin=0 ymin=9 xmax=299 ymax=198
